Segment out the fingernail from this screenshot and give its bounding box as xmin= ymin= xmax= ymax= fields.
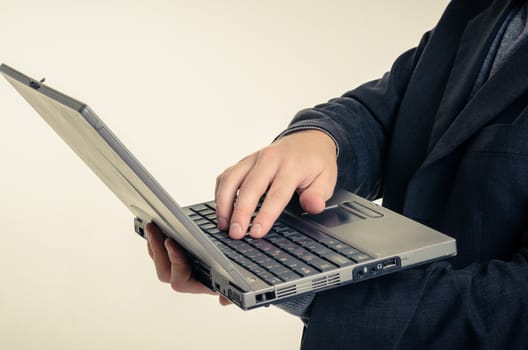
xmin=250 ymin=223 xmax=262 ymax=237
xmin=230 ymin=222 xmax=242 ymax=238
xmin=217 ymin=216 xmax=228 ymax=230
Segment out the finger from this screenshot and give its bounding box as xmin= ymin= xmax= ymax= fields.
xmin=249 ymin=168 xmax=300 ymax=238
xmin=215 ymin=154 xmax=257 ymax=230
xmin=298 ymin=169 xmax=337 ymax=214
xmin=164 ymin=239 xmax=216 ymax=295
xmin=145 ymin=223 xmax=171 ymax=283
xmin=219 ymin=296 xmax=232 ymax=306
xmin=228 ymin=155 xmax=279 ymax=239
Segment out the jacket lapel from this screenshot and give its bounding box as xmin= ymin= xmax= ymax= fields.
xmin=426 ymin=0 xmax=513 ymax=149
xmin=423 ymin=37 xmax=528 ymax=168
xmin=421 ymin=0 xmax=528 ymax=168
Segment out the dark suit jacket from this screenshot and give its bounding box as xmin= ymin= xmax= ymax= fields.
xmin=287 ymin=0 xmax=528 ymax=348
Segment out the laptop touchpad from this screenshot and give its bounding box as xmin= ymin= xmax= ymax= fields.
xmin=307 ymin=206 xmax=364 ymax=228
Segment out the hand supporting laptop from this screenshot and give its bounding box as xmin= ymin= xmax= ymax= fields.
xmin=146 ymin=223 xmax=231 ymax=305
xmin=146 ymin=129 xmax=337 ymax=301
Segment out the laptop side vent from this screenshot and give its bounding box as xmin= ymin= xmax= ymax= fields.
xmin=326 ymin=273 xmax=341 ymax=286
xmin=276 ymin=285 xmax=297 ymax=298
xmin=276 ymin=273 xmax=341 ymax=299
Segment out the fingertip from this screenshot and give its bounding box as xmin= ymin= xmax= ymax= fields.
xmin=146 ymin=222 xmax=164 ymax=241
xmin=145 ymin=222 xmax=155 ymax=232
xmin=229 ymin=222 xmax=244 ymax=239
xmin=217 ymin=216 xmax=228 ymax=231
xmin=249 ymin=223 xmax=263 ymax=238
xmin=299 ymin=191 xmax=326 ymax=214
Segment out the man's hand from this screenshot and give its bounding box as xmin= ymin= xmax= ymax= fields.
xmin=146 ymin=129 xmax=337 ymax=298
xmin=215 ymin=130 xmax=338 ymax=239
xmin=146 ymin=223 xmax=231 ymax=305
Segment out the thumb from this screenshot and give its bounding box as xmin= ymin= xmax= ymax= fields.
xmin=298 ymin=173 xmax=335 ymax=214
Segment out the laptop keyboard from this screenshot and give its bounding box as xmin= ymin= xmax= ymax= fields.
xmin=187 ymin=203 xmax=372 ymax=285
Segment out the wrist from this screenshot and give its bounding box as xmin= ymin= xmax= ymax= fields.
xmin=275 ymin=126 xmax=339 ymax=156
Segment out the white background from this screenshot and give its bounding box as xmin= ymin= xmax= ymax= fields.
xmin=0 ymin=1 xmax=448 ymax=349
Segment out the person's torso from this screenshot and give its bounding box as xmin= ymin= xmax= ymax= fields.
xmin=383 ymin=0 xmax=528 ymax=267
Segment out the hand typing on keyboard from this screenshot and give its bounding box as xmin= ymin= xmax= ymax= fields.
xmin=215 ymin=130 xmax=337 ymax=239
xmin=146 ymin=130 xmax=337 ymax=299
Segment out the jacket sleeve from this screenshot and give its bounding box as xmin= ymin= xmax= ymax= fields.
xmin=272 ymin=32 xmax=432 ymax=318
xmin=301 ymin=237 xmax=528 ymax=349
xmin=279 ymin=31 xmax=431 ymax=200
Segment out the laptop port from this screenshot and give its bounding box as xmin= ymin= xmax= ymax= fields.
xmin=134 ymin=217 xmax=145 ymax=238
xmin=355 ymin=266 xmax=368 ymax=279
xmin=382 ymin=258 xmax=398 ymax=270
xmin=255 ymin=291 xmax=276 ymax=303
xmin=353 ymin=258 xmax=400 ymax=281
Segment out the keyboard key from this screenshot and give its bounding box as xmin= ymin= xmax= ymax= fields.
xmin=288 ymin=235 xmax=315 ymax=246
xmin=272 ymin=224 xmax=289 ymax=232
xmin=307 ymin=258 xmax=337 ymax=272
xmin=249 ymin=240 xmax=276 ymax=253
xmin=268 ymin=265 xmax=291 ymax=276
xmin=302 ymin=241 xmax=326 ymax=251
xmin=200 ymin=223 xmax=217 ymax=230
xmin=275 ymin=253 xmax=302 ymax=267
xmin=350 ymin=253 xmax=371 ymax=262
xmin=296 ymin=253 xmax=317 ymax=263
xmin=215 ymin=234 xmax=232 ymax=243
xmin=289 ymin=247 xmax=313 ymax=259
xmin=262 ymin=260 xmax=281 ymax=271
xmin=246 ymin=250 xmax=265 ymax=260
xmin=205 ymin=227 xmax=222 ymax=235
xmin=193 ymin=218 xmax=209 ymax=226
xmin=190 ymin=204 xmax=209 ymax=212
xmin=309 ymin=245 xmax=334 ymax=257
xmin=250 ymin=266 xmax=267 ymax=276
xmin=216 ymin=245 xmax=231 ymax=254
xmin=205 ymin=213 xmax=217 ymax=221
xmin=248 ymin=251 xmax=265 ymax=262
xmin=267 ymin=248 xmax=283 ymax=257
xmin=292 ymin=264 xmax=318 ymax=277
xmin=224 ymin=240 xmax=247 ymax=249
xmin=259 ymin=272 xmax=282 ymax=285
xmin=297 ymin=253 xmax=323 ymax=265
xmin=235 ymin=256 xmax=253 ymax=267
xmin=318 ymin=237 xmax=342 ymax=247
xmin=275 ymin=271 xmax=300 ymax=282
xmin=331 ymin=243 xmax=350 ymax=252
xmin=276 ymin=227 xmax=297 ymax=236
xmin=276 ymin=242 xmax=298 ymax=253
xmin=339 ymin=247 xmax=360 ymax=257
xmin=324 ymin=253 xmax=354 ymax=267
xmin=266 ymin=236 xmax=289 ymax=245
xmin=264 ymin=232 xmax=282 ymax=240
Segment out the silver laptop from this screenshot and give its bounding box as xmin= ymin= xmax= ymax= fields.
xmin=0 ymin=64 xmax=457 ymax=310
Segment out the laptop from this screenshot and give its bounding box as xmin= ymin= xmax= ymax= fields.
xmin=0 ymin=64 xmax=457 ymax=310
